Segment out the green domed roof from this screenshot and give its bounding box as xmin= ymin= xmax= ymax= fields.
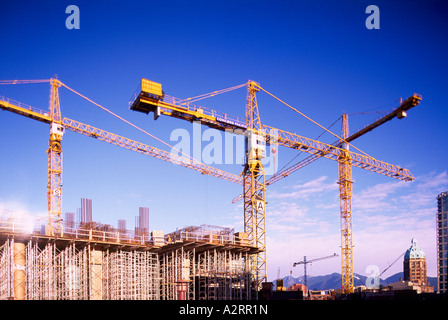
xmin=404 ymin=238 xmax=425 ymax=260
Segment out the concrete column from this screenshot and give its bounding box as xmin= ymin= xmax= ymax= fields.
xmin=90 ymin=248 xmax=103 ymax=300
xmin=13 ymin=241 xmax=26 ymax=300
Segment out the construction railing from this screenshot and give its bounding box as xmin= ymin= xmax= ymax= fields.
xmin=0 ymin=215 xmax=250 ymax=248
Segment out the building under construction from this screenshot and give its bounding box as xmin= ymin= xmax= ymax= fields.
xmin=0 ymin=212 xmax=258 ymax=300
xmin=0 ymin=78 xmax=421 ymax=297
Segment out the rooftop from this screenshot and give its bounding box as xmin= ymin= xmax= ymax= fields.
xmin=404 ymin=238 xmax=426 ymax=260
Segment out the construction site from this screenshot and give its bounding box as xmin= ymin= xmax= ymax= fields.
xmin=0 ymin=78 xmax=421 ymax=300
xmin=0 ymin=213 xmax=256 ymax=300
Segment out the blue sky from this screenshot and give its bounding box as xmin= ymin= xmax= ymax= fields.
xmin=1 ymin=0 xmax=447 ymax=282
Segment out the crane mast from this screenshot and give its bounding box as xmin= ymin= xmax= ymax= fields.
xmin=243 ymin=81 xmax=267 ymax=290
xmin=338 ymin=114 xmax=354 ymax=293
xmin=47 ymin=79 xmax=64 ymax=235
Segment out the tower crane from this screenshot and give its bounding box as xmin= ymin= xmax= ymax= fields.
xmin=0 ymin=79 xmax=243 ymax=236
xmin=230 ymin=95 xmax=421 ymax=293
xmin=293 ymin=253 xmax=338 ymax=290
xmin=128 ymin=78 xmax=419 ymax=293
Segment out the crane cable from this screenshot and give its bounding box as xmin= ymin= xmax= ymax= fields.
xmin=179 ymin=83 xmax=247 ymax=104
xmin=59 ymin=82 xmax=204 ymax=166
xmin=258 ymin=86 xmax=374 ymax=159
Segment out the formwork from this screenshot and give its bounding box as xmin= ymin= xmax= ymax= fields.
xmin=0 ymin=214 xmax=258 ymax=300
xmin=160 ymin=225 xmax=255 ymax=300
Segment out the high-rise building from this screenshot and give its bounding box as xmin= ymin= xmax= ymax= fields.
xmin=135 ymin=207 xmax=149 ymax=237
xmin=403 ymin=238 xmax=428 ymax=286
xmin=437 ymin=191 xmax=448 ymax=294
xmin=118 ymin=219 xmax=127 ymax=234
xmin=65 ymin=212 xmax=75 ymax=227
xmin=80 ymin=198 xmax=93 ymax=224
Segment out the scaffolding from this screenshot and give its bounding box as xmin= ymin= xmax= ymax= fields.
xmin=103 ymin=249 xmax=160 ymax=300
xmin=0 ymin=214 xmax=258 ymax=300
xmin=0 ymin=238 xmax=161 ymax=300
xmin=195 ymin=248 xmax=252 ymax=300
xmin=161 ymin=225 xmax=254 ymax=300
xmin=0 ymin=239 xmax=13 ymax=299
xmin=18 ymin=240 xmax=88 ymax=300
xmin=160 ymin=245 xmax=195 ymax=300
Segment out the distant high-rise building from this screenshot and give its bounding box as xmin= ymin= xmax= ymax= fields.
xmin=118 ymin=219 xmax=127 ymax=233
xmin=135 ymin=207 xmax=149 ymax=236
xmin=403 ymin=238 xmax=428 ymax=286
xmin=80 ymin=198 xmax=92 ymax=224
xmin=65 ymin=212 xmax=75 ymax=225
xmin=437 ymin=191 xmax=448 ymax=294
xmin=65 ymin=212 xmax=75 ymax=231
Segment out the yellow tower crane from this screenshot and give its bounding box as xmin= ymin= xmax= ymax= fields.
xmin=233 ymin=94 xmax=421 ymax=293
xmin=128 ymin=78 xmax=419 ymax=294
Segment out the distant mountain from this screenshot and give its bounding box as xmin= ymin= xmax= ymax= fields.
xmin=273 ymin=272 xmax=438 ymax=292
xmin=383 ymin=272 xmax=404 ymax=284
xmin=274 ymin=272 xmax=367 ymax=291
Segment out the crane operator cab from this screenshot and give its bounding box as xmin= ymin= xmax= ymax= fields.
xmin=50 ymin=123 xmax=65 ymax=139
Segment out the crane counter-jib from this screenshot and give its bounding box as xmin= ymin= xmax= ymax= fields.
xmin=129 ymin=81 xmax=248 ymax=133
xmin=0 ymin=96 xmax=52 ymax=124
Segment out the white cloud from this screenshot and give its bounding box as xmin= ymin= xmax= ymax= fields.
xmin=269 ymin=176 xmax=338 ymax=200
xmin=398 ymin=171 xmax=448 ymax=208
xmin=352 ymin=180 xmax=409 ymax=212
xmin=353 ymin=171 xmax=446 ymax=233
xmin=268 ymin=199 xmax=335 ymax=235
xmin=347 ymin=171 xmax=446 ymax=277
xmin=417 ymin=171 xmax=448 ymax=190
